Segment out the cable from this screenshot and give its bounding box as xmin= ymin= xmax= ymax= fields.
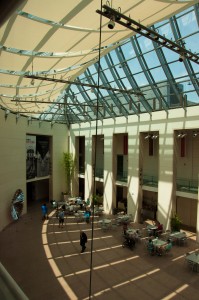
xmin=88 ymin=0 xmax=103 ymax=298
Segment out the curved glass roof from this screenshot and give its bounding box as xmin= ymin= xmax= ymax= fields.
xmin=0 ymin=1 xmax=198 ymax=125
xmin=62 ymin=4 xmax=199 ymax=125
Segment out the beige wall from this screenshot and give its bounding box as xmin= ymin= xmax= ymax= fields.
xmin=70 ymin=106 xmax=199 ymax=233
xmin=0 ymin=110 xmax=68 ymax=231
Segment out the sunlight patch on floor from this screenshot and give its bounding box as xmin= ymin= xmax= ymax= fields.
xmin=161 ymin=284 xmax=189 ymax=300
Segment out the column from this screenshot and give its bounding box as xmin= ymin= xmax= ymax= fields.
xmin=103 ymin=134 xmax=113 ymax=214
xmin=158 ymin=130 xmax=174 ymax=230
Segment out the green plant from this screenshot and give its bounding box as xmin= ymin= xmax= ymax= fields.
xmin=170 ymin=213 xmax=182 ymax=232
xmin=92 ymin=194 xmax=102 ymax=206
xmin=63 ymin=152 xmax=76 ymax=196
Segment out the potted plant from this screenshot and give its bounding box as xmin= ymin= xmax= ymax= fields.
xmin=170 ymin=213 xmax=182 ymax=232
xmin=63 ymin=152 xmax=76 ymax=197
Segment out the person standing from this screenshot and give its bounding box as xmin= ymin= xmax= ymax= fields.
xmin=58 ymin=209 xmax=65 ymax=228
xmin=80 ymin=230 xmax=87 ymax=253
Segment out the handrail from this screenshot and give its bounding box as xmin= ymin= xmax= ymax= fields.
xmin=0 ymin=262 xmax=29 ymax=300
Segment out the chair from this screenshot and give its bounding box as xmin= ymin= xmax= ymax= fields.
xmin=186 ymin=257 xmax=197 ymax=272
xmin=178 ymin=236 xmax=188 ymax=246
xmin=163 ymin=242 xmax=172 ymax=255
xmin=134 ymin=229 xmax=142 ymax=243
xmin=100 ymin=223 xmax=109 ymax=231
xmin=111 ymin=220 xmax=118 ymax=230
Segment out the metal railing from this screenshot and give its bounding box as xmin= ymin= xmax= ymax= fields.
xmin=142 ymin=175 xmax=158 ymax=187
xmin=0 ymin=263 xmax=28 ymax=300
xmin=116 ymin=171 xmax=128 ymax=182
xmin=95 ymin=168 xmax=104 ymax=178
xmin=176 ymin=178 xmax=198 ymax=194
xmin=78 ymin=165 xmax=85 ymax=175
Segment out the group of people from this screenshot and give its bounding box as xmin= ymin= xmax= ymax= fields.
xmin=41 ymin=203 xmax=88 ymax=253
xmin=147 ymin=238 xmax=172 ymax=256
xmin=148 ymin=220 xmax=163 ymax=237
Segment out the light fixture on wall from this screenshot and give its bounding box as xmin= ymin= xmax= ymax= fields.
xmin=144 ymin=134 xmax=151 ymax=139
xmin=27 ymin=116 xmax=32 ymax=125
xmin=5 ymin=109 xmax=10 ymax=119
xmin=145 ymin=133 xmax=158 ymax=139
xmin=193 ymin=131 xmax=199 ymax=137
xmin=177 ymin=132 xmax=187 ymax=138
xmin=16 ymin=113 xmax=20 ymax=122
xmin=151 ymin=134 xmax=158 ymax=139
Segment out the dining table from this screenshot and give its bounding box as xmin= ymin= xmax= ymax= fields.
xmin=126 ymin=228 xmax=137 ymax=237
xmin=116 ymin=215 xmax=130 ymax=224
xmin=147 ymin=224 xmax=158 ymax=236
xmin=98 ymin=219 xmax=112 ymax=230
xmin=99 ymin=219 xmax=112 ymax=225
xmin=169 ymin=231 xmax=187 ymax=245
xmin=185 ymin=252 xmax=199 ymax=272
xmin=152 ymin=238 xmax=167 ymax=250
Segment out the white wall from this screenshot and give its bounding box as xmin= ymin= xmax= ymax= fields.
xmin=0 ymin=110 xmax=68 ymax=231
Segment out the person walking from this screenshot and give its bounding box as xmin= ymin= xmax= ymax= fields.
xmin=80 ymin=230 xmax=87 ymax=253
xmin=58 ymin=209 xmax=65 ymax=228
xmin=41 ymin=203 xmax=48 ymax=220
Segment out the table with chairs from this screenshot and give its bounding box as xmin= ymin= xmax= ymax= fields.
xmin=185 ymin=251 xmax=199 ymax=272
xmin=126 ymin=228 xmax=142 ymax=243
xmin=169 ymin=231 xmax=187 ymax=246
xmin=116 ymin=214 xmax=131 ymax=225
xmin=146 ymin=237 xmax=172 ymax=256
xmin=147 ymin=224 xmax=158 ymax=237
xmin=98 ymin=218 xmax=112 ymax=231
xmin=94 ymin=206 xmax=104 ymax=217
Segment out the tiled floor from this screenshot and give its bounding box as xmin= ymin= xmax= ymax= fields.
xmin=1 ymin=202 xmax=199 ymax=300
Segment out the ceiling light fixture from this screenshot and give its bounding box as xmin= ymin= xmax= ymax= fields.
xmin=179 ymin=53 xmax=185 ymax=62
xmin=108 ymin=15 xmax=115 ymax=29
xmin=126 ymin=14 xmax=131 ymax=26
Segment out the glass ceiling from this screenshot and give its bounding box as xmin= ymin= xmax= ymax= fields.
xmin=0 ymin=1 xmax=198 ymax=125
xmin=59 ymin=4 xmax=199 ymax=125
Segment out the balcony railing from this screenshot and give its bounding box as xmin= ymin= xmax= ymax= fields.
xmin=176 ymin=178 xmax=198 ymax=194
xmin=142 ymin=175 xmax=158 ymax=187
xmin=116 ymin=171 xmax=128 ymax=182
xmin=78 ymin=166 xmax=85 ymax=175
xmin=95 ymin=168 xmax=104 ymax=178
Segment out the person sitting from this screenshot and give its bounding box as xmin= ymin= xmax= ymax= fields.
xmin=147 ymin=239 xmax=155 ymax=255
xmin=165 ymin=239 xmax=172 ymax=252
xmin=158 ymin=239 xmax=172 ymax=255
xmin=152 ymin=220 xmax=163 ymax=237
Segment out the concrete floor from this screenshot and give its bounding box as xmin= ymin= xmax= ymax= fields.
xmin=0 ymin=202 xmax=199 ymax=300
